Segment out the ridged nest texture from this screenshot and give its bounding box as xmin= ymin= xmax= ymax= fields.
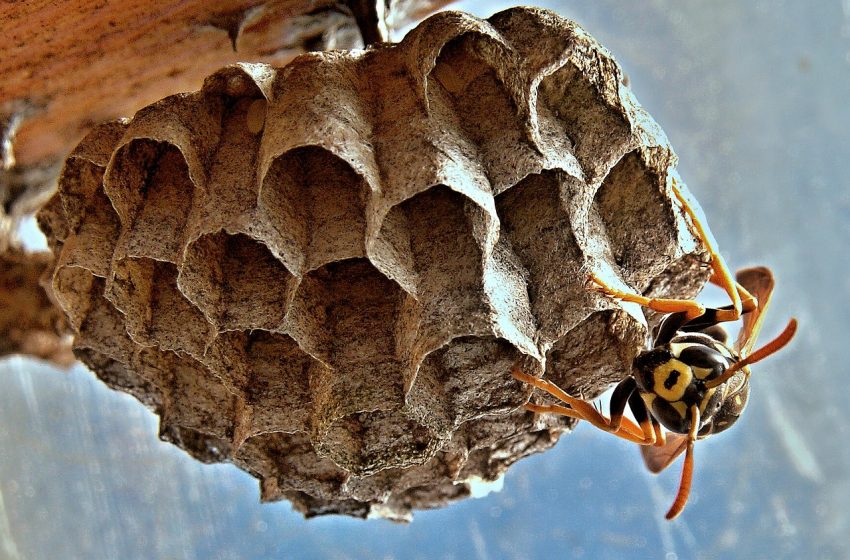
xmin=37 ymin=7 xmax=709 ymax=520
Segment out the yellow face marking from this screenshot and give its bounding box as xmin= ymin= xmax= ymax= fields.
xmin=652 ymin=359 xmax=692 ymax=402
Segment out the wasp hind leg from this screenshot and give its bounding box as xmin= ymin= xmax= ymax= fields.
xmin=511 ymin=366 xmax=656 ymax=445
xmin=671 ymin=185 xmax=760 ymax=323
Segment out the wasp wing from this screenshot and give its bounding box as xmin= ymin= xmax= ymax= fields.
xmin=734 ymin=266 xmax=775 ymax=356
xmin=641 ymin=433 xmax=688 ymax=474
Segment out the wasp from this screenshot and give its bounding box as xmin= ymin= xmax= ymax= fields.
xmin=511 ymin=184 xmax=797 ymax=520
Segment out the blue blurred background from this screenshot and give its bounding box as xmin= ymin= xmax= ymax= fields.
xmin=2 ymin=1 xmax=848 ymax=558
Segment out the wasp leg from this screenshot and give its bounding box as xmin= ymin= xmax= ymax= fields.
xmin=591 ymin=185 xmax=760 ymax=325
xmin=627 ymin=388 xmax=660 ymax=446
xmin=523 ymin=402 xmax=583 ymax=421
xmin=671 ymin=185 xmax=754 ymax=323
xmin=710 ymin=273 xmax=758 ymax=315
xmin=665 ymin=404 xmax=700 ymax=520
xmin=676 ymin=278 xmax=758 ymax=338
xmin=608 ymin=378 xmax=658 ymax=444
xmin=522 ymin=402 xmax=651 ymax=444
xmin=512 ymin=366 xmax=655 ymax=444
xmin=650 ymin=414 xmax=666 ymax=447
xmin=589 ymin=272 xmax=706 ymax=321
xmin=681 ymin=273 xmax=760 ymax=331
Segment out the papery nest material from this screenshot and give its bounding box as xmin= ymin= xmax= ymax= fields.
xmin=36 ymin=7 xmax=709 ymax=521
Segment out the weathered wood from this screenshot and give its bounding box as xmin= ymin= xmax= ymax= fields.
xmin=0 ymin=0 xmax=448 ymax=170
xmin=0 ymin=249 xmax=74 ymax=366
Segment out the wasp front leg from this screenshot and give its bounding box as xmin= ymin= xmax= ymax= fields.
xmin=588 ymin=271 xmax=706 ymax=321
xmin=511 ymin=366 xmax=657 ymax=445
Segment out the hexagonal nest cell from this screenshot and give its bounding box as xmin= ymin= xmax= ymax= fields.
xmin=37 ymin=7 xmax=710 ymax=521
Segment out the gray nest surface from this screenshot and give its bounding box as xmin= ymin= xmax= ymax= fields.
xmin=37 ymin=7 xmax=709 ymax=521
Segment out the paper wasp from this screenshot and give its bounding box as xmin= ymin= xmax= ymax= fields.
xmin=512 ymin=185 xmax=797 ymax=520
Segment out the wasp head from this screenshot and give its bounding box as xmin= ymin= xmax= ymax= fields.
xmin=634 ymin=333 xmax=748 ymax=436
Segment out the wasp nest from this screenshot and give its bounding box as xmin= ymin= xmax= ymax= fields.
xmin=37 ymin=7 xmax=708 ymax=520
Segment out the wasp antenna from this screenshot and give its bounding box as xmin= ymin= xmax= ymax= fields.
xmin=745 ymin=317 xmax=798 ymax=366
xmin=705 ymin=318 xmax=797 ymax=389
xmin=665 ymin=446 xmax=694 ymax=520
xmin=665 ymin=406 xmax=700 ymax=520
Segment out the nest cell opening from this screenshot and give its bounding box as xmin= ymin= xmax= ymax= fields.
xmin=181 ymin=231 xmax=296 ymax=331
xmin=537 ymin=62 xmax=631 ymax=180
xmin=593 ymin=150 xmax=677 ymax=287
xmin=259 ymin=147 xmax=369 ymax=273
xmin=106 ymin=140 xmax=195 ymax=263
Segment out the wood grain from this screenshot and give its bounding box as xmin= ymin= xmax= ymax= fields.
xmin=0 ymin=0 xmax=447 ymax=168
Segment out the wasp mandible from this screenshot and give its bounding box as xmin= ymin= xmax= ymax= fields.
xmin=512 ymin=184 xmax=797 ymax=520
